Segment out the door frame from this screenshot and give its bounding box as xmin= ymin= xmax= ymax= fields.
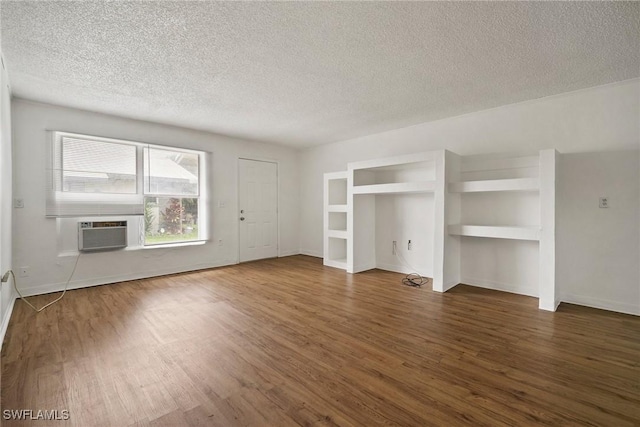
xmin=237 ymin=157 xmax=280 ymax=263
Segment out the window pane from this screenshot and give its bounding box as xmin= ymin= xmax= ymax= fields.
xmin=144 ymin=197 xmax=198 ymax=245
xmin=145 ymin=148 xmax=199 ymax=195
xmin=62 ymin=137 xmax=137 ymax=194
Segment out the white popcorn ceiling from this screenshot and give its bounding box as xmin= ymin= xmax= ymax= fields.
xmin=1 ymin=1 xmax=638 ymax=148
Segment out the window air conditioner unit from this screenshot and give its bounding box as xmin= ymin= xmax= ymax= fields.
xmin=78 ymin=221 xmax=128 ymax=251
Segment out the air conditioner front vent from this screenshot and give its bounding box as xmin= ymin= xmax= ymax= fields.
xmin=78 ymin=221 xmax=127 ymax=251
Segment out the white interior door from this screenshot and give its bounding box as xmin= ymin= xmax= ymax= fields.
xmin=238 ymin=159 xmax=278 ymax=262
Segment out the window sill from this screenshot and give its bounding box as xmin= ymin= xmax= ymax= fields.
xmin=138 ymin=240 xmax=207 ymax=250
xmin=58 ymin=240 xmax=207 ymax=257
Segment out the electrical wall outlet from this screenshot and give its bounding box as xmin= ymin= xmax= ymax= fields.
xmin=599 ymin=197 xmax=609 ymax=208
xmin=392 ymin=240 xmax=397 ymax=255
xmin=13 ymin=198 xmax=24 ymax=208
xmin=18 ymin=266 xmax=29 ymax=278
xmin=408 ymin=240 xmax=412 ymax=251
xmin=218 ymin=239 xmax=223 ymax=246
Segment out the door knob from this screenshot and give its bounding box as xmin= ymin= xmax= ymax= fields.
xmin=240 ymin=217 xmax=245 ymax=221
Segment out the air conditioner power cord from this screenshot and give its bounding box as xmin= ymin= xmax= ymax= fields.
xmin=7 ymin=252 xmax=81 ymax=312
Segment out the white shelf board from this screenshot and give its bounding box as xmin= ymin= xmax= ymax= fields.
xmin=327 ymin=230 xmax=348 ymax=239
xmin=352 ymin=181 xmax=436 ymax=195
xmin=449 ymin=177 xmax=539 ymax=193
xmin=461 ymin=154 xmax=540 ymax=172
xmin=325 ymin=171 xmax=348 ymax=180
xmin=348 ymin=151 xmax=437 ymax=171
xmin=324 ymin=258 xmax=347 ymax=270
xmin=448 ymin=225 xmax=541 ymax=241
xmin=327 ymin=204 xmax=347 ymax=212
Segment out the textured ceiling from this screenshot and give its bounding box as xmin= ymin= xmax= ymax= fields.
xmin=1 ymin=2 xmax=639 ymax=148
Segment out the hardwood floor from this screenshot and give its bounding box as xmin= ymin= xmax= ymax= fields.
xmin=2 ymin=255 xmax=639 ymax=426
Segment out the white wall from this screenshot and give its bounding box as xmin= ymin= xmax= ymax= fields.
xmin=558 ymin=151 xmax=640 ymax=315
xmin=460 ymin=192 xmax=542 ymax=297
xmin=12 ymin=99 xmax=299 ymax=296
xmin=0 ymin=51 xmax=15 ymax=340
xmin=374 ymin=194 xmax=434 ymax=277
xmin=300 ymin=78 xmax=640 ymax=314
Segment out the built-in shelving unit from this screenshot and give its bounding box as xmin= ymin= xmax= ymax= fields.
xmin=323 ymin=171 xmax=349 ymax=270
xmin=322 ymin=149 xmax=558 ymax=312
xmin=445 ymin=150 xmax=557 ymax=311
xmin=347 ymin=152 xmax=440 ymax=277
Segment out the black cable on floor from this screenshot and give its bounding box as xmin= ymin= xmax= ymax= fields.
xmin=402 ymin=273 xmax=429 ymax=287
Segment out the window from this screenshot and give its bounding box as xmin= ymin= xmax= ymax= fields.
xmin=62 ymin=137 xmax=137 ymax=194
xmin=143 ymin=147 xmax=200 ymax=245
xmin=47 ymin=132 xmax=207 ymax=246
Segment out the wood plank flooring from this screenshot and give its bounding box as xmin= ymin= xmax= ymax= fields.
xmin=1 ymin=255 xmax=639 ymax=426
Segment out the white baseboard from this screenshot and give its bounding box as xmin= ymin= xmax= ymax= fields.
xmin=376 ymin=262 xmax=411 ymax=274
xmin=538 ymin=298 xmax=561 ymax=312
xmin=443 ymin=280 xmax=460 ymax=292
xmin=461 ymin=276 xmax=538 ymax=298
xmin=352 ymin=261 xmax=378 ymax=273
xmin=560 ymin=294 xmax=639 ymax=316
xmin=432 ymin=279 xmax=460 ymax=293
xmin=15 ymin=260 xmax=237 ymax=298
xmin=0 ymin=295 xmax=16 ymax=351
xmin=299 ymin=249 xmax=322 ymax=258
xmin=278 ymin=249 xmax=300 ymax=257
xmin=376 ymin=262 xmax=430 ymax=277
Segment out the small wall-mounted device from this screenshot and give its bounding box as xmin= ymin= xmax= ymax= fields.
xmin=599 ymin=197 xmax=609 ymax=208
xmin=78 ymin=221 xmax=128 ymax=252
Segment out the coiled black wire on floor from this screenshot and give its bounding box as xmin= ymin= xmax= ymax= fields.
xmin=402 ymin=273 xmax=429 ymax=287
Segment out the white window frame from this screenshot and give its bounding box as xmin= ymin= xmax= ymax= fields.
xmin=142 ymin=145 xmax=202 ymax=246
xmin=47 ymin=131 xmax=208 ymax=246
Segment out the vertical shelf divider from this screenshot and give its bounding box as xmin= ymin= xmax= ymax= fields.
xmin=434 ymin=150 xmax=461 ymax=292
xmin=538 ymin=149 xmax=558 ymax=311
